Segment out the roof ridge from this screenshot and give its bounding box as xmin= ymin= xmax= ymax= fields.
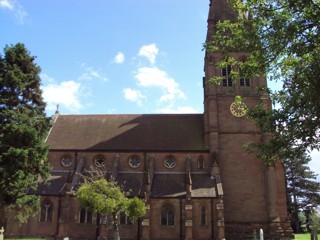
xmin=58 ymin=113 xmax=203 ymax=116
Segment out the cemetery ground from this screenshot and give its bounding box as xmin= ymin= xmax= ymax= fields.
xmin=0 ymin=234 xmax=319 ymax=240
xmin=295 ymin=233 xmax=320 ymax=240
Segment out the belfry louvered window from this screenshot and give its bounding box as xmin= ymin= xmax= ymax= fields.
xmin=222 ymin=66 xmax=232 ymax=87
xmin=239 ymin=68 xmax=250 ymax=87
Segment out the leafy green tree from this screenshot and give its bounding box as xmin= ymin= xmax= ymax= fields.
xmin=206 ymin=0 xmax=320 ymax=162
xmin=0 ymin=43 xmax=51 ymax=225
xmin=75 ymin=177 xmax=146 ymax=240
xmin=284 ymin=151 xmax=320 ymax=233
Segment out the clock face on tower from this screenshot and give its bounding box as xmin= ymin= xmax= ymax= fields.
xmin=230 ymin=101 xmax=247 ymax=117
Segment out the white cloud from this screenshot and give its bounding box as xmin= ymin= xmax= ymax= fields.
xmin=0 ymin=0 xmax=13 ymax=9
xmin=78 ymin=65 xmax=108 ymax=82
xmin=114 ymin=52 xmax=125 ymax=64
xmin=134 ymin=67 xmax=185 ymax=102
xmin=123 ymin=88 xmax=145 ymax=106
xmin=41 ymin=74 xmax=83 ymax=113
xmin=138 ymin=43 xmax=159 ymax=65
xmin=0 ymin=0 xmax=27 ymax=24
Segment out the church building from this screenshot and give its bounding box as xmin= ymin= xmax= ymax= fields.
xmin=6 ymin=0 xmax=293 ymax=239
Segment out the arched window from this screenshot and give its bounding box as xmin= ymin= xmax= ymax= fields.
xmin=201 ymin=205 xmax=207 ymax=226
xmin=79 ymin=208 xmax=92 ymax=224
xmin=161 ymin=204 xmax=174 ymax=226
xmin=198 ymin=155 xmax=204 ymax=169
xmin=40 ymin=199 xmax=53 ymax=222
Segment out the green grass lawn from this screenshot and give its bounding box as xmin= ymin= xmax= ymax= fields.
xmin=295 ymin=233 xmax=320 ymax=240
xmin=295 ymin=233 xmax=309 ymax=240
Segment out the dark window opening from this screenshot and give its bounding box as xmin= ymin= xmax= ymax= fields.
xmin=79 ymin=208 xmax=92 ymax=224
xmin=240 ymin=78 xmax=250 ymax=87
xmin=40 ymin=200 xmax=53 ymax=223
xmin=161 ymin=205 xmax=174 ymax=226
xmin=120 ymin=212 xmax=133 ymax=225
xmin=201 ymin=206 xmax=207 ymax=226
xmin=198 ymin=156 xmax=204 ymax=169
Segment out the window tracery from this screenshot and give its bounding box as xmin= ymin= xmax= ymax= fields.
xmin=161 ymin=204 xmax=174 ymax=226
xmin=40 ymin=199 xmax=53 ymax=222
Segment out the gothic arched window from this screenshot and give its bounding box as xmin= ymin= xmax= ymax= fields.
xmin=161 ymin=204 xmax=174 ymax=226
xmin=201 ymin=205 xmax=207 ymax=226
xmin=79 ymin=208 xmax=92 ymax=224
xmin=198 ymin=155 xmax=204 ymax=169
xmin=40 ymin=199 xmax=53 ymax=222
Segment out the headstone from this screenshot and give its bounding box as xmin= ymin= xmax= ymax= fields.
xmin=260 ymin=228 xmax=264 ymax=240
xmin=0 ymin=227 xmax=4 ymax=240
xmin=311 ymin=232 xmax=314 ymax=240
xmin=311 ymin=232 xmax=318 ymax=240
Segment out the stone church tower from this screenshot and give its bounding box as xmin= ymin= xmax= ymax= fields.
xmin=5 ymin=1 xmax=293 ymax=239
xmin=204 ymin=0 xmax=292 ymax=239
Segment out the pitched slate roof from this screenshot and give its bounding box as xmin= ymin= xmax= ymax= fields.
xmin=151 ymin=174 xmax=217 ymax=198
xmin=191 ymin=174 xmax=216 ymax=198
xmin=30 ymin=172 xmax=68 ymax=195
xmin=151 ymin=174 xmax=186 ymax=197
xmin=46 ymin=114 xmax=205 ymax=151
xmin=116 ymin=173 xmax=144 ymax=197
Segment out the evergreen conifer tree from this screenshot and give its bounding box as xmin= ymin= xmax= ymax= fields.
xmin=284 ymin=152 xmax=320 ymax=233
xmin=0 ymin=43 xmax=51 ymax=225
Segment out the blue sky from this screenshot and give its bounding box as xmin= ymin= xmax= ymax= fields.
xmin=1 ymin=0 xmax=319 ymax=180
xmin=1 ymin=0 xmax=208 ymax=116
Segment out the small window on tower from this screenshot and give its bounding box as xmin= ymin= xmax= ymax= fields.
xmin=222 ymin=66 xmax=232 ymax=87
xmin=240 ymin=78 xmax=250 ymax=87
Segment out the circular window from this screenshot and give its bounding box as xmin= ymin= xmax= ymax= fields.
xmin=128 ymin=156 xmax=141 ymax=168
xmin=61 ymin=156 xmax=73 ymax=167
xmin=164 ymin=156 xmax=176 ymax=169
xmin=94 ymin=156 xmax=105 ymax=168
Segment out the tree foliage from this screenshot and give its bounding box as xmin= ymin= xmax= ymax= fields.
xmin=75 ymin=176 xmax=146 ymax=240
xmin=0 ymin=43 xmax=51 ymax=224
xmin=284 ymin=151 xmax=320 ymax=233
xmin=206 ymin=0 xmax=320 ymax=162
